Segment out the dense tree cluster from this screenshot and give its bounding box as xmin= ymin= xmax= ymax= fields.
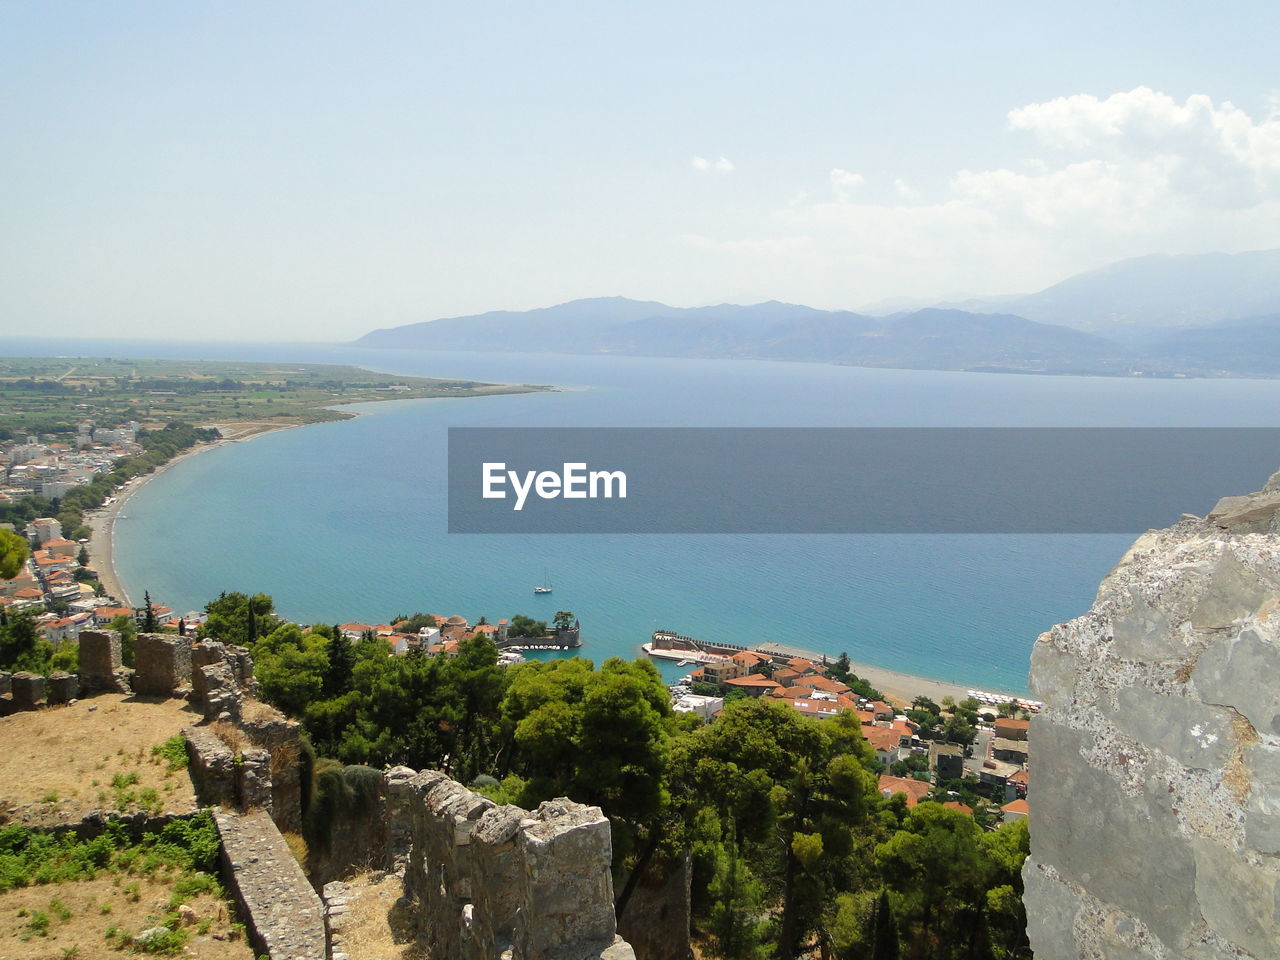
xmin=198 ymin=591 xmax=1030 ymax=959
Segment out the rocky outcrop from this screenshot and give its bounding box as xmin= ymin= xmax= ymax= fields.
xmin=1025 ymin=469 xmax=1280 ymax=959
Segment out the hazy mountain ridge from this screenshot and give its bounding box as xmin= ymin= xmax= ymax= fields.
xmin=356 ymin=250 xmax=1280 ymax=377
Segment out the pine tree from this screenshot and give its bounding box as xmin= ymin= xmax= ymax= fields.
xmin=142 ymin=590 xmax=157 ymax=632
xmin=324 ymin=628 xmax=356 ymax=698
xmin=871 ymin=889 xmax=900 ymax=960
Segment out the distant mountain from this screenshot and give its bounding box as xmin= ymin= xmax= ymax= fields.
xmin=356 ymin=298 xmax=1128 ymax=375
xmin=354 ymin=249 xmax=1280 ymax=377
xmin=973 ymin=249 xmax=1280 ymax=338
xmin=1136 ymin=313 xmax=1280 ymax=376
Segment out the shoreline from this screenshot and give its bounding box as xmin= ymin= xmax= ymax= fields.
xmin=749 ymin=642 xmax=1025 ymax=709
xmin=88 ymin=411 xmax=1030 ymax=707
xmin=87 ymin=421 xmax=301 ymax=607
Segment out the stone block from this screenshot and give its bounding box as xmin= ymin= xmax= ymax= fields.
xmin=1192 ymin=625 xmax=1280 ymax=736
xmin=1192 ymin=836 xmax=1280 ymax=958
xmin=0 ymin=671 xmax=10 ymax=696
xmin=1029 ymin=721 xmax=1201 ymax=951
xmin=1245 ymin=742 xmax=1280 ymax=855
xmin=45 ymin=671 xmax=79 ymax=704
xmin=133 ymin=633 xmax=192 ymax=697
xmin=11 ymin=672 xmax=46 ymax=710
xmin=1101 ymin=685 xmax=1234 ymax=772
xmin=77 ymin=630 xmax=122 ymax=691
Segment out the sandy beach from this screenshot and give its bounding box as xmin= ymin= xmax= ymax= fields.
xmin=86 ymin=421 xmax=299 ymax=606
xmin=754 ymin=641 xmax=1023 ymax=709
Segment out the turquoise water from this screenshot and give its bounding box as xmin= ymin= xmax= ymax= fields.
xmin=86 ymin=345 xmax=1280 ymax=694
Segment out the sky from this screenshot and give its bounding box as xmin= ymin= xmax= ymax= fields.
xmin=2 ymin=1 xmax=1280 ymax=341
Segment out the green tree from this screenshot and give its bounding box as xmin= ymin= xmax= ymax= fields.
xmin=552 ymin=610 xmax=575 ymax=632
xmin=0 ymin=529 xmax=28 ymax=580
xmin=705 ymin=844 xmax=771 ymax=960
xmin=323 ymin=627 xmax=356 ymax=698
xmin=202 ymin=591 xmax=279 ymax=646
xmin=108 ymin=613 xmax=138 ymax=667
xmin=253 ymin=622 xmax=329 ymax=716
xmin=141 ymin=590 xmax=157 ymax=632
xmin=875 ymin=803 xmax=992 ymax=959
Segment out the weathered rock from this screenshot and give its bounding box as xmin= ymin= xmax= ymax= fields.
xmin=396 ymin=768 xmax=636 ymax=960
xmin=78 ymin=630 xmax=125 ymax=692
xmin=10 ymin=672 xmax=45 ymax=711
xmin=1026 ymin=469 xmax=1280 ymax=960
xmin=134 ymin=633 xmax=192 ymax=697
xmin=214 ymin=809 xmax=326 ymax=960
xmin=45 ymin=671 xmax=79 ymax=705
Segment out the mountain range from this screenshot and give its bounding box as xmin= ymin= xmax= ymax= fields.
xmin=355 ymin=249 xmax=1280 ymax=377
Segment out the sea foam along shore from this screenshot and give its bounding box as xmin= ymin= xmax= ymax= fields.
xmin=86 ymin=421 xmax=300 ymax=607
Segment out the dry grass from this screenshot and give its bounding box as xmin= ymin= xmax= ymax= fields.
xmin=0 ymin=874 xmax=254 ymax=959
xmin=282 ymin=831 xmax=309 ymax=868
xmin=0 ymin=694 xmax=199 ymax=828
xmin=336 ymin=872 xmax=428 ymax=960
xmin=240 ymin=699 xmax=283 ymax=723
xmin=268 ymin=739 xmax=300 ymax=776
xmin=210 ymin=721 xmax=247 ymax=755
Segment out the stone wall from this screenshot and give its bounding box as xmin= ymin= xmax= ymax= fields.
xmin=617 ymin=855 xmax=694 ymax=960
xmin=214 ymin=809 xmax=327 ymax=960
xmin=79 ymin=629 xmax=126 ymax=693
xmin=1024 ymin=470 xmax=1280 ymax=959
xmin=390 ymin=767 xmax=635 ymax=960
xmin=134 ymin=632 xmax=192 ymax=697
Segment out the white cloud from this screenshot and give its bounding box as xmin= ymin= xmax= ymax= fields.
xmin=830 ymin=167 xmax=865 ymax=201
xmin=893 ymin=178 xmax=918 ymax=201
xmin=693 ymin=155 xmax=735 ymax=173
xmin=679 ymin=88 xmax=1280 ymax=306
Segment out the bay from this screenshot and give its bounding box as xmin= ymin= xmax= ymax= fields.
xmin=8 ymin=337 xmax=1278 ymax=693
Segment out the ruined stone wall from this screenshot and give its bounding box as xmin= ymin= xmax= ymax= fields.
xmin=0 ymin=667 xmax=81 ymax=715
xmin=390 ymin=767 xmax=635 ymax=960
xmin=617 ymin=855 xmax=694 ymax=960
xmin=134 ymin=632 xmax=192 ymax=697
xmin=1024 ymin=471 xmax=1280 ymax=959
xmin=214 ymin=809 xmax=327 ymax=960
xmin=79 ymin=629 xmax=127 ymax=693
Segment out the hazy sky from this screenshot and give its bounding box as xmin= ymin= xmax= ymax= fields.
xmin=3 ymin=2 xmax=1280 ymax=341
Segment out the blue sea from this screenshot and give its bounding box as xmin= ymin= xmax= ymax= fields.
xmin=9 ymin=337 xmax=1280 ymax=694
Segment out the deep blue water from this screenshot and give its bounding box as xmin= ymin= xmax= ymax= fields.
xmin=8 ymin=337 xmax=1280 ymax=693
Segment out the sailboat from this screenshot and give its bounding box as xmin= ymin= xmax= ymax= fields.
xmin=533 ymin=569 xmax=553 ymax=594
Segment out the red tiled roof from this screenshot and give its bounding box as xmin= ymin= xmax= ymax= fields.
xmin=724 ymin=674 xmax=783 ymax=689
xmin=943 ymin=801 xmax=973 ymax=814
xmin=877 ymin=774 xmax=930 ymax=806
xmin=1009 ymin=769 xmax=1029 ymax=785
xmin=1002 ymin=799 xmax=1030 ymax=815
xmin=863 ymin=726 xmax=910 ymax=752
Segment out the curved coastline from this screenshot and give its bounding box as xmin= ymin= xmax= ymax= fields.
xmin=95 ymin=393 xmax=1034 ymax=709
xmin=87 ymin=421 xmax=300 ymax=607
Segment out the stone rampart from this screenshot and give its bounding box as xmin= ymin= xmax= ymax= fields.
xmin=78 ymin=629 xmax=126 ymax=693
xmin=214 ymin=809 xmax=327 ymax=960
xmin=134 ymin=632 xmax=192 ymax=697
xmin=1024 ymin=469 xmax=1280 ymax=958
xmin=392 ymin=767 xmax=635 ymax=960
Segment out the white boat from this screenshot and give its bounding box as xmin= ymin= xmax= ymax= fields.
xmin=533 ymin=568 xmax=552 ymax=594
